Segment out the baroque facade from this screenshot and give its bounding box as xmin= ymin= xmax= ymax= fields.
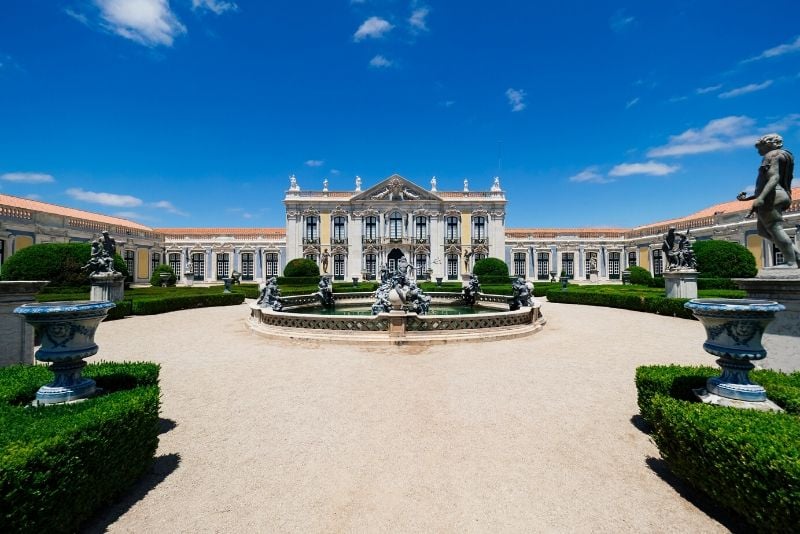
xmin=1 ymin=182 xmax=798 ymax=285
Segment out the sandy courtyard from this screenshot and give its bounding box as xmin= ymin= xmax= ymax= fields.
xmin=82 ymin=300 xmax=752 ymax=533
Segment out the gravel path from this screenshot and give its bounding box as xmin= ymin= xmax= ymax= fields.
xmin=84 ymin=300 xmax=745 ymax=533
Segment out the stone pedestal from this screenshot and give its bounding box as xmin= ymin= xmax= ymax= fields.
xmin=589 ymin=269 xmax=598 ymax=283
xmin=90 ymin=272 xmax=124 ymax=302
xmin=222 ymin=278 xmax=233 ymax=293
xmin=461 ymin=273 xmax=472 ymax=286
xmin=664 ymin=270 xmax=698 ymax=299
xmin=387 ymin=310 xmax=406 ymax=337
xmin=184 ymin=272 xmax=194 ymax=287
xmin=735 ymin=269 xmax=800 ymax=372
xmin=0 ymin=281 xmax=49 ymax=367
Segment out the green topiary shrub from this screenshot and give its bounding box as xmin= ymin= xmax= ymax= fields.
xmin=283 ymin=258 xmax=320 ymax=278
xmin=0 ymin=243 xmax=128 ymax=287
xmin=635 ymin=364 xmax=800 ymax=531
xmin=546 ymin=288 xmax=695 ymax=318
xmin=149 ymin=264 xmax=177 ymax=287
xmin=693 ymin=239 xmax=757 ymax=278
xmin=131 ymin=293 xmax=244 ymax=315
xmin=0 ymin=362 xmax=160 ymax=533
xmin=625 ymin=265 xmax=653 ymax=286
xmin=472 ymin=257 xmax=509 ymax=277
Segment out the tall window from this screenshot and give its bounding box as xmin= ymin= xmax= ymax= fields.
xmin=305 ymin=217 xmax=318 ymax=242
xmin=562 ymin=252 xmax=574 ymax=278
xmin=513 ymin=252 xmax=526 ymax=277
xmin=333 ymin=216 xmax=346 ymax=242
xmin=446 ymin=217 xmax=459 ymax=241
xmin=241 ymin=252 xmax=254 ymax=280
xmin=124 ymin=250 xmax=135 ymax=280
xmin=389 ymin=211 xmax=403 ymax=239
xmin=151 ymin=252 xmax=161 ymax=275
xmin=169 ymin=253 xmax=182 ymax=280
xmin=773 ymin=244 xmax=785 ymax=266
xmin=609 ymin=252 xmax=621 ymax=279
xmin=628 ymin=251 xmax=637 ymax=268
xmin=473 ymin=216 xmax=486 ymax=241
xmin=334 ymin=254 xmax=345 ymax=280
xmin=364 ymin=216 xmax=377 ymax=240
xmin=216 ymin=253 xmax=230 ymax=278
xmin=192 ymin=252 xmax=205 ymax=280
xmin=537 ymin=252 xmax=550 ymax=280
xmin=365 ymin=254 xmax=377 ymax=278
xmin=415 ymin=254 xmax=427 ymax=277
xmin=415 ymin=217 xmax=427 ymax=240
xmin=265 ymin=252 xmax=279 ymax=276
xmin=653 ymin=250 xmax=663 ymax=276
xmin=446 ymin=254 xmax=459 ymax=279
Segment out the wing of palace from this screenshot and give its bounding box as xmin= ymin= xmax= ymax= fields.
xmin=1 ymin=174 xmax=798 ymax=284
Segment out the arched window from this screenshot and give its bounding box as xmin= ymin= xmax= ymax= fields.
xmin=216 ymin=253 xmax=230 ymax=278
xmin=609 ymin=252 xmax=621 ymax=279
xmin=304 ymin=217 xmax=318 ymax=243
xmin=446 ymin=217 xmax=459 ymax=242
xmin=364 ymin=216 xmax=378 ymax=241
xmin=472 ymin=216 xmax=486 ymax=242
xmin=168 ymin=253 xmax=182 ymax=280
xmin=334 ymin=254 xmax=345 ymax=280
xmin=561 ymin=252 xmax=574 ymax=278
xmin=513 ymin=252 xmax=526 ymax=277
xmin=414 ymin=216 xmax=427 ymax=241
xmin=265 ymin=252 xmax=279 ymax=276
xmin=191 ymin=252 xmax=205 ymax=280
xmin=364 ymin=253 xmax=377 ymax=279
xmin=537 ymin=252 xmax=550 ymax=280
xmin=415 ymin=254 xmax=428 ymax=277
xmin=241 ymin=252 xmax=254 ymax=280
xmin=627 ymin=251 xmax=637 ymax=267
xmin=446 ymin=254 xmax=458 ymax=279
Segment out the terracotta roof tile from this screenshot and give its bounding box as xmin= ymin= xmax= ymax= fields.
xmin=156 ymin=227 xmax=286 ymax=238
xmin=0 ymin=193 xmax=153 ymax=231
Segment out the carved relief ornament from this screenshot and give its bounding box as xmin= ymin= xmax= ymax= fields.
xmin=331 ymin=205 xmax=349 ymax=217
xmin=352 ymin=207 xmax=379 ymax=218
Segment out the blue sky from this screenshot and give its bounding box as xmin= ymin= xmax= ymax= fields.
xmin=1 ymin=0 xmax=799 ymax=229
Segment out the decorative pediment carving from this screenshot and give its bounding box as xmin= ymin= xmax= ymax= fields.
xmin=331 ymin=245 xmax=348 ymax=255
xmin=302 ymin=208 xmax=320 ymax=217
xmin=331 ymin=205 xmax=349 ymax=217
xmin=302 ymin=245 xmax=320 ymax=256
xmin=473 ymin=244 xmax=489 ymax=254
xmin=445 ymin=244 xmax=462 ymax=255
xmin=413 ymin=245 xmax=431 ymax=255
xmin=472 ymin=206 xmax=489 ymax=218
xmin=445 ymin=205 xmax=461 ymax=217
xmin=351 ymin=174 xmax=442 ymax=202
xmin=286 ymin=210 xmax=300 ymax=219
xmin=352 ymin=207 xmax=379 ymax=218
xmin=490 ymin=210 xmax=505 ymax=218
xmin=363 ymin=245 xmax=380 ymax=254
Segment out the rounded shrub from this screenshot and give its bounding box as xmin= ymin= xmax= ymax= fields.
xmin=692 ymin=240 xmax=757 ymax=278
xmin=473 ymin=257 xmax=509 ymax=277
xmin=283 ymin=258 xmax=320 ymax=277
xmin=626 ymin=265 xmax=653 ymax=286
xmin=149 ymin=264 xmax=177 ymax=287
xmin=0 ymin=242 xmax=128 ymax=287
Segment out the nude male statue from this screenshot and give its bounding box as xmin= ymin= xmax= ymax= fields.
xmin=737 ymin=133 xmax=799 ymax=268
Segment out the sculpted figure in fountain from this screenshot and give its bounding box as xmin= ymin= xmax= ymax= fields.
xmin=509 ymin=277 xmax=533 ymax=311
xmin=462 ymin=275 xmax=481 ymax=306
xmin=257 ymin=276 xmax=284 ymax=311
xmin=316 ymin=276 xmax=335 ymax=309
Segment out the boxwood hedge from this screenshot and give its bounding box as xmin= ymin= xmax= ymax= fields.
xmin=0 ymin=242 xmax=128 ymax=287
xmin=635 ymin=365 xmax=800 ymax=531
xmin=546 ymin=289 xmax=695 ymax=319
xmin=0 ymin=362 xmax=160 ymax=533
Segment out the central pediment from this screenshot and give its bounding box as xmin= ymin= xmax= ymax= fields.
xmin=350 ymin=174 xmax=441 ymax=202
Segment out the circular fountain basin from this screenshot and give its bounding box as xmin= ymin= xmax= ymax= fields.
xmin=248 ymin=291 xmax=545 ymax=345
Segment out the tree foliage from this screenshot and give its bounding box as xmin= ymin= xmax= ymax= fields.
xmin=472 ymin=257 xmax=509 ymax=277
xmin=692 ymin=239 xmax=757 ymax=278
xmin=149 ymin=264 xmax=177 ymax=287
xmin=0 ymin=242 xmax=128 ymax=287
xmin=626 ymin=265 xmax=653 ymax=286
xmin=283 ymin=258 xmax=320 ymax=277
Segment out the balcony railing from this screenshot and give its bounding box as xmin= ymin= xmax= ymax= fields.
xmin=445 ymin=238 xmax=460 ymax=245
xmin=412 ymin=237 xmax=428 ymax=245
xmin=331 ymin=238 xmax=348 ymax=245
xmin=302 ymin=237 xmax=319 ymax=245
xmin=472 ymin=238 xmax=488 ymax=245
xmin=362 ymin=237 xmax=379 ymax=245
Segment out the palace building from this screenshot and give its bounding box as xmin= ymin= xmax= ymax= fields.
xmin=1 ymin=176 xmax=798 ymax=285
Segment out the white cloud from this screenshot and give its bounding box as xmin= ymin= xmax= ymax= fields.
xmin=94 ymin=0 xmax=187 ymax=47
xmin=409 ymin=7 xmax=429 ymax=32
xmin=505 ymin=88 xmax=526 ymax=112
xmin=764 ymin=113 xmax=800 ymax=132
xmin=369 ymin=54 xmax=393 ymax=68
xmin=192 ymin=0 xmax=238 ymax=14
xmin=0 ymin=172 xmax=55 ymax=184
xmin=65 ymin=8 xmax=90 ymax=25
xmin=610 ymin=9 xmax=635 ymax=32
xmin=718 ymin=80 xmax=773 ymax=99
xmin=113 ymin=210 xmax=150 ymax=220
xmin=568 ymin=167 xmax=613 ymax=184
xmin=330 ymin=169 xmax=341 ymax=175
xmin=305 ymin=159 xmax=324 ymax=167
xmin=609 ymin=161 xmax=679 ymax=177
xmin=695 ymin=84 xmax=722 ymax=95
xmin=442 ymin=100 xmax=455 ymax=107
xmin=625 ymin=97 xmax=639 ymax=109
xmin=745 ymin=36 xmax=800 ymax=62
xmin=647 ymin=116 xmax=758 ymax=157
xmin=353 ymin=17 xmax=393 ymax=41
xmin=66 ymin=187 xmax=143 ymax=207
xmin=151 ymin=199 xmax=188 ymax=215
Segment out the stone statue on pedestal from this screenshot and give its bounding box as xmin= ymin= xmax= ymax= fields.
xmin=737 ymin=133 xmax=798 ymax=268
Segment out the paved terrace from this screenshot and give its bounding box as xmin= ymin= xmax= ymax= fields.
xmin=83 ymin=299 xmax=792 ymax=532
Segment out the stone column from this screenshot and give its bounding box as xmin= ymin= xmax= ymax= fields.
xmin=0 ymin=281 xmax=48 ymax=366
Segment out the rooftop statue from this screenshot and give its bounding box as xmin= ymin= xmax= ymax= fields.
xmin=737 ymin=133 xmax=798 ymax=268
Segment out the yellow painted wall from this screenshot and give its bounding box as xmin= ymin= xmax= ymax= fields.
xmin=638 ymin=247 xmax=650 ymax=270
xmin=747 ymin=235 xmax=763 ymax=269
xmin=460 ymin=212 xmax=471 ymax=244
xmin=137 ymin=249 xmax=149 ymax=279
xmin=320 ymin=212 xmax=330 ymax=245
xmin=14 ymin=235 xmax=33 ymax=252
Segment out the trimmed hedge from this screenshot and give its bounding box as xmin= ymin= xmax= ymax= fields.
xmin=149 ymin=264 xmax=177 ymax=287
xmin=283 ymin=258 xmax=319 ymax=277
xmin=476 ymin=275 xmax=513 ymax=285
xmin=473 ymin=257 xmax=509 ymax=277
xmin=130 ymin=293 xmax=244 ymax=315
xmin=697 ymin=277 xmax=738 ymax=290
xmin=625 ymin=266 xmax=653 ymax=286
xmin=546 ymin=288 xmax=695 ymax=319
xmin=0 ymin=362 xmax=160 ymax=533
xmin=693 ymin=239 xmax=757 ymax=278
xmin=635 ymin=365 xmax=800 ymax=531
xmin=0 ymin=242 xmax=128 ymax=286
xmin=277 ymin=276 xmax=321 ymax=287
